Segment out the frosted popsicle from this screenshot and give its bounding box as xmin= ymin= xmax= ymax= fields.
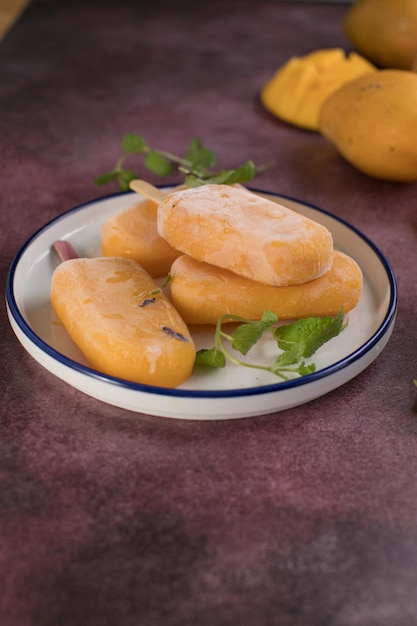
xmin=51 ymin=256 xmax=195 ymax=388
xmin=157 ymin=184 xmax=334 ymax=286
xmin=101 ymin=198 xmax=181 ymax=278
xmin=169 ymin=251 xmax=362 ymax=324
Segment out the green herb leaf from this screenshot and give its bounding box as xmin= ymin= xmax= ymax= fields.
xmin=185 ymin=160 xmax=257 ymax=187
xmin=144 ymin=150 xmax=173 ymax=176
xmin=184 ymin=137 xmax=217 ymax=171
xmin=121 ymin=132 xmax=148 ymax=154
xmin=208 ymin=160 xmax=257 ymax=184
xmin=196 ymin=308 xmax=346 ymax=381
xmin=195 ymin=347 xmax=226 ymax=368
xmin=297 ymin=362 xmax=316 ymax=376
xmin=274 ymin=308 xmax=345 ymax=365
xmin=95 ymin=133 xmax=267 ymax=190
xmin=94 ymin=171 xmax=120 ymax=186
xmin=161 ymin=273 xmax=172 ymax=288
xmin=116 ymin=169 xmax=140 ymax=191
xmin=231 ymin=310 xmax=278 ymax=355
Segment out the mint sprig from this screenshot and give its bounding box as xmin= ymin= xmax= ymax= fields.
xmin=94 ymin=133 xmax=266 ymax=191
xmin=273 ymin=308 xmax=345 ymax=366
xmin=195 ymin=308 xmax=346 ymax=381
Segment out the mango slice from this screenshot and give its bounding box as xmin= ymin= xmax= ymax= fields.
xmin=260 ymin=48 xmax=376 ymax=131
xmin=51 ymin=257 xmax=195 ymax=388
xmin=319 ymin=69 xmax=417 ymax=182
xmin=101 ymin=199 xmax=181 ymax=277
xmin=157 ymin=184 xmax=333 ymax=287
xmin=169 ymin=251 xmax=363 ymax=325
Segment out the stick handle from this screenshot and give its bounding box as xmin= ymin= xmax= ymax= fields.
xmin=129 ymin=179 xmax=165 ymax=203
xmin=54 ymin=240 xmax=79 ymax=262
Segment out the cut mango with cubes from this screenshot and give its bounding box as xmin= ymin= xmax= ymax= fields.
xmin=260 ymin=48 xmax=376 ymax=131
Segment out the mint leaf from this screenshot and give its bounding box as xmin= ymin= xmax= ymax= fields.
xmin=161 ymin=273 xmax=172 ymax=288
xmin=274 ymin=308 xmax=345 ymax=361
xmin=184 ymin=138 xmax=217 ymax=171
xmin=297 ymin=362 xmax=316 ymax=376
xmin=274 ymin=345 xmax=304 ymax=367
xmin=94 ymin=171 xmax=120 ymax=186
xmin=95 ymin=134 xmax=269 ymax=190
xmin=185 ymin=160 xmax=257 ymax=187
xmin=195 ymin=348 xmax=226 ymax=368
xmin=121 ymin=132 xmax=148 ymax=154
xmin=117 ymin=169 xmax=139 ymax=191
xmin=196 ymin=308 xmax=346 ymax=381
xmin=206 ymin=160 xmax=257 ymax=184
xmin=231 ymin=310 xmax=278 ymax=355
xmin=269 ymin=360 xmax=316 ymax=379
xmin=144 ymin=150 xmax=173 ymax=176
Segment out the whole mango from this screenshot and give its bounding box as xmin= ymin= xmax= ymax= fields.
xmin=260 ymin=48 xmax=376 ymax=131
xmin=319 ymin=70 xmax=417 ymax=182
xmin=344 ymin=0 xmax=417 ymax=70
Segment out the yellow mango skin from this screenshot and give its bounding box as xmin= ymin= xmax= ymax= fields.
xmin=260 ymin=48 xmax=376 ymax=131
xmin=344 ymin=0 xmax=417 ymax=70
xmin=319 ymin=70 xmax=417 ymax=182
xmin=169 ymin=252 xmax=362 ymax=325
xmin=101 ymin=199 xmax=181 ymax=277
xmin=51 ymin=257 xmax=195 ymax=388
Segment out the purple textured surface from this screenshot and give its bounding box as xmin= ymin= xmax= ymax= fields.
xmin=1 ymin=1 xmax=417 ymax=625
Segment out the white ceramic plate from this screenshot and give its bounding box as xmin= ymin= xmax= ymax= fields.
xmin=6 ymin=188 xmax=397 ymax=420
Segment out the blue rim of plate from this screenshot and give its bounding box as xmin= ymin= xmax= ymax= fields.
xmin=6 ymin=187 xmax=397 ymax=399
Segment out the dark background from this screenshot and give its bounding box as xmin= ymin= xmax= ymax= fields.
xmin=1 ymin=1 xmax=417 ymax=625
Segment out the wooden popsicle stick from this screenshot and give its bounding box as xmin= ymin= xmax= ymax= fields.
xmin=129 ymin=179 xmax=165 ymax=203
xmin=54 ymin=240 xmax=79 ymax=262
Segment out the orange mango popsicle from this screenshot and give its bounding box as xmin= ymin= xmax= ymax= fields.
xmin=169 ymin=251 xmax=362 ymax=324
xmin=157 ymin=184 xmax=334 ymax=287
xmin=101 ymin=199 xmax=181 ymax=277
xmin=51 ymin=256 xmax=195 ymax=388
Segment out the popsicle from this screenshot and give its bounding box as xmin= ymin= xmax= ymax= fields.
xmin=101 ymin=198 xmax=182 ymax=278
xmin=51 ymin=254 xmax=196 ymax=388
xmin=169 ymin=251 xmax=363 ymax=324
xmin=156 ymin=183 xmax=334 ymax=287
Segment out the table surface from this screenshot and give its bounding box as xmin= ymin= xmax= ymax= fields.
xmin=2 ymin=1 xmax=417 ymax=625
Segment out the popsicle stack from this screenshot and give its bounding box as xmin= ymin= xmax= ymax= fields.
xmin=50 ymin=182 xmax=363 ymax=387
xmin=155 ymin=184 xmax=362 ymax=324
